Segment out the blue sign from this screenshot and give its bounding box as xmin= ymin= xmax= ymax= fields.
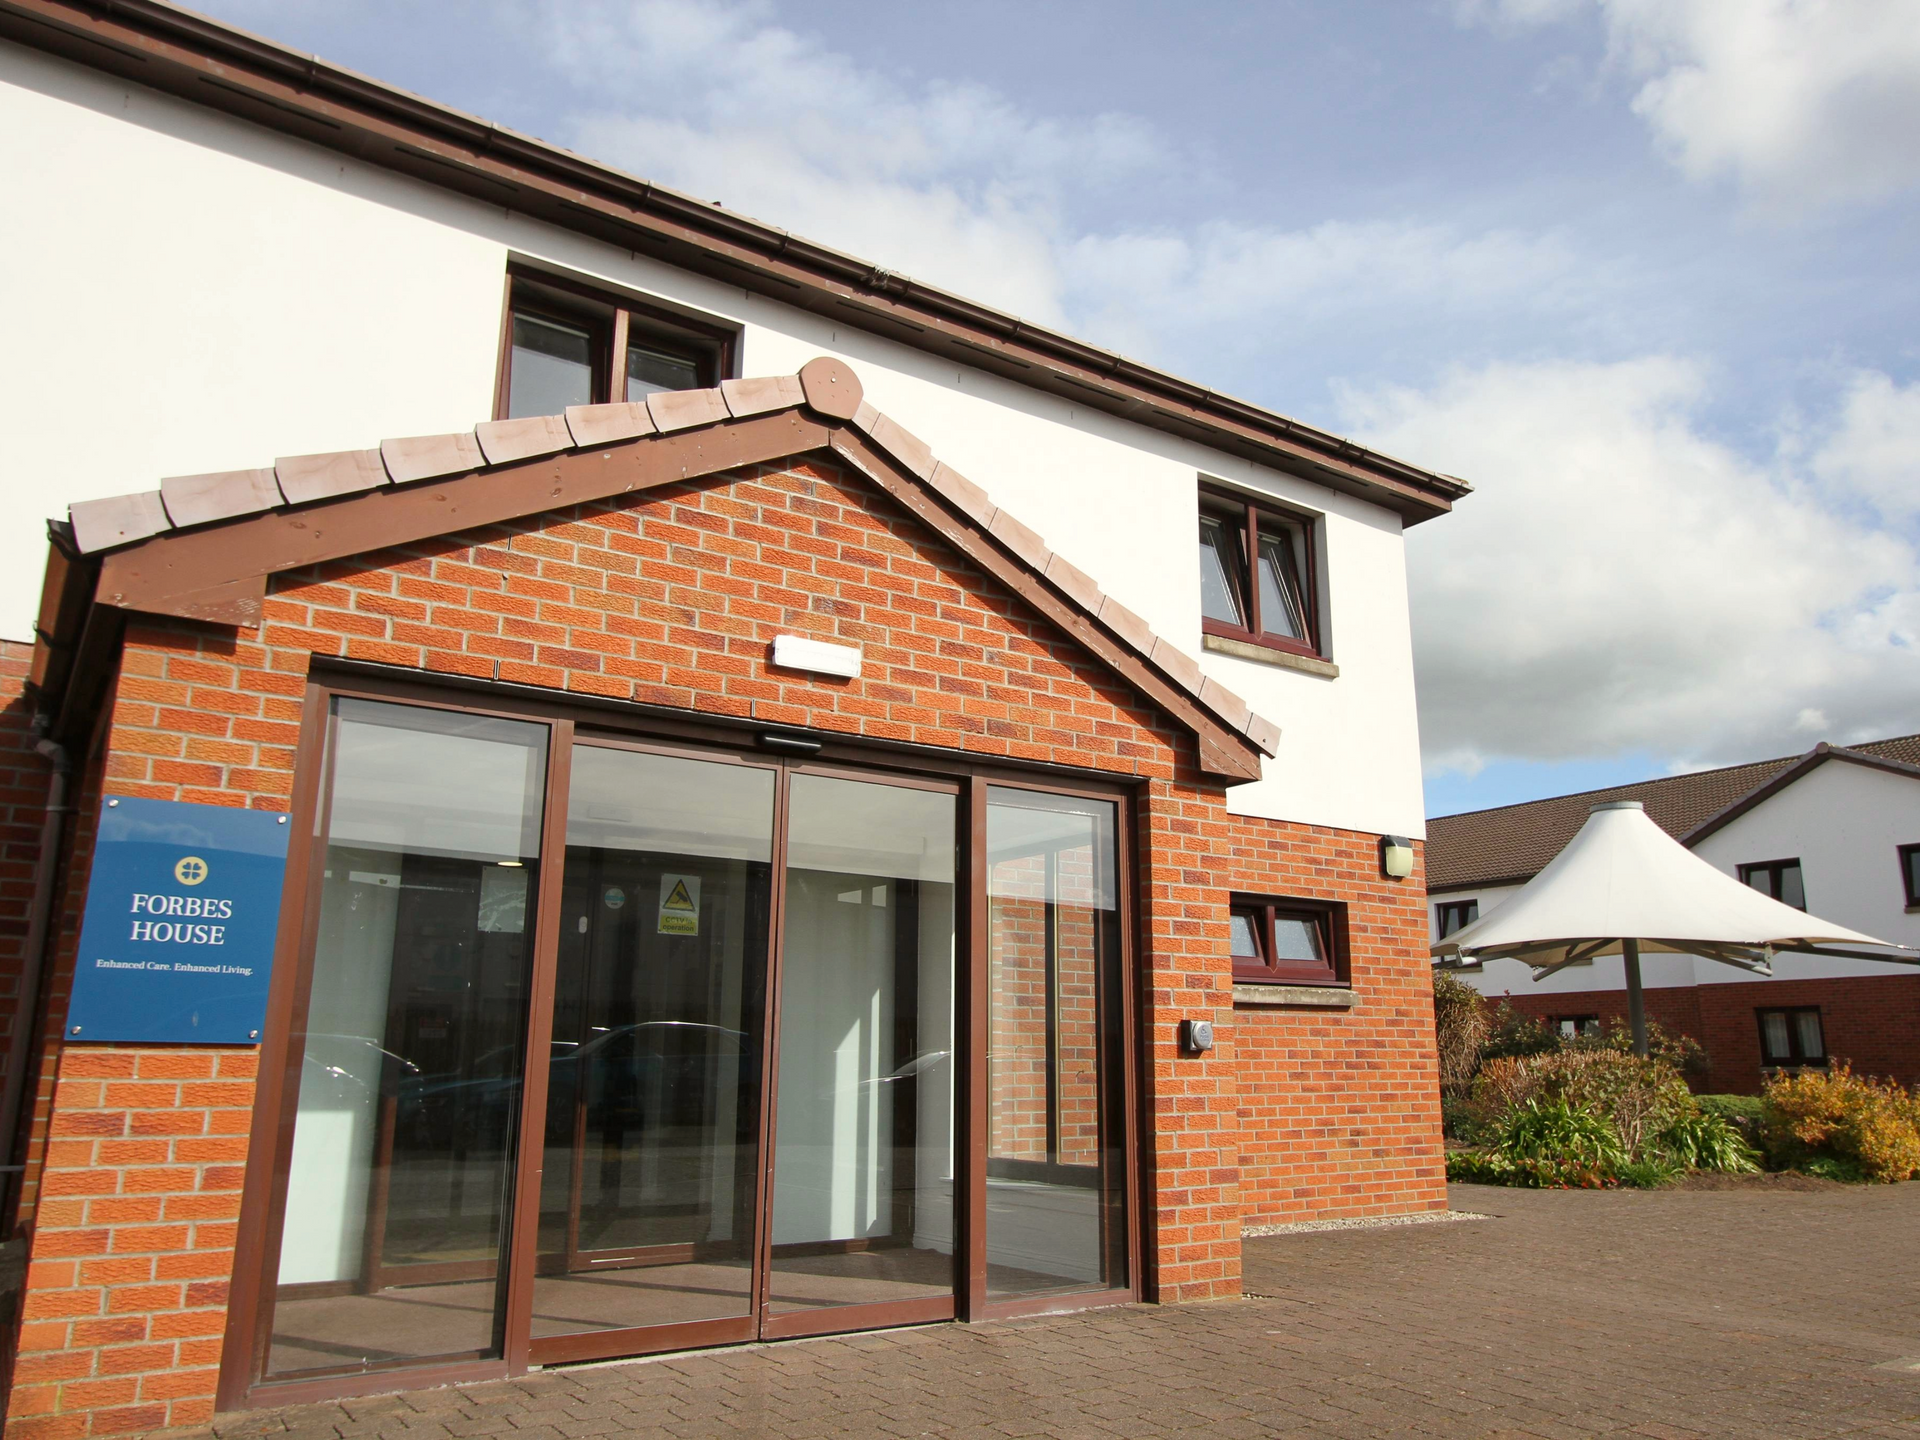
xmin=66 ymin=797 xmax=291 ymax=1044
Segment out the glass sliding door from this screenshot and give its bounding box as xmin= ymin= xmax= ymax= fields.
xmin=766 ymin=773 xmax=958 ymax=1325
xmin=266 ymin=699 xmax=549 ymax=1379
xmin=983 ymin=788 xmax=1128 ymax=1301
xmin=529 ymin=744 xmax=776 ymax=1354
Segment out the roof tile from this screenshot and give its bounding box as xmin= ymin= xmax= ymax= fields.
xmin=721 ymin=375 xmax=804 ymax=418
xmin=1149 ymin=637 xmax=1204 ymax=694
xmin=1097 ymin=595 xmax=1155 ymax=655
xmin=865 ymin=412 xmax=937 ymax=483
xmin=1244 ymin=711 xmax=1282 ymax=757
xmin=564 ymin=403 xmax=654 ymax=448
xmin=274 ymin=449 xmax=388 ymax=505
xmin=159 ymin=468 xmax=281 ymax=528
xmin=1198 ymin=677 xmax=1251 ymax=734
xmin=987 ymin=508 xmax=1051 ymax=572
xmin=1043 ymin=552 xmax=1104 ymax=615
xmin=798 ymin=356 xmax=863 ymax=420
xmin=646 ymin=387 xmax=730 ymax=433
xmin=928 ymin=461 xmax=997 ymax=531
xmin=70 ymin=491 xmax=171 ymax=554
xmin=381 ymin=433 xmax=484 ymax=485
xmin=475 ymin=415 xmax=572 ymax=466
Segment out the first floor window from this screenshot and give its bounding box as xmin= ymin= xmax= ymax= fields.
xmin=1197 ymin=486 xmax=1320 ymax=657
xmin=1757 ymin=1007 xmax=1826 ymax=1066
xmin=1435 ymin=899 xmax=1478 ymax=938
xmin=1739 ymin=858 xmax=1805 ymax=911
xmin=501 ymin=270 xmax=734 ymax=420
xmin=1230 ymin=895 xmax=1344 ymax=986
xmin=1556 ymin=1015 xmax=1600 ymax=1039
xmin=1899 ymin=843 xmax=1920 ymax=908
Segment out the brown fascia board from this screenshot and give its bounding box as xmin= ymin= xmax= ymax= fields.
xmin=62 ymin=359 xmax=1272 ymax=780
xmin=1681 ymin=743 xmax=1920 ymax=848
xmin=0 ymin=0 xmax=1468 ymax=527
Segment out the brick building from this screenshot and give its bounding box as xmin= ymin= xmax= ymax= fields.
xmin=1429 ymin=736 xmax=1920 ymax=1093
xmin=0 ymin=3 xmax=1461 ymax=1432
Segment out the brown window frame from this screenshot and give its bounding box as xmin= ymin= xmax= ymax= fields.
xmin=1435 ymin=899 xmax=1478 ymax=939
xmin=1756 ymin=1005 xmax=1826 ymax=1067
xmin=493 ymin=267 xmax=738 ymax=421
xmin=1197 ymin=485 xmax=1322 ymax=659
xmin=1899 ymin=843 xmax=1920 ymax=909
xmin=1738 ymin=858 xmax=1805 ymax=911
xmin=1229 ymin=893 xmax=1346 ymax=987
xmin=218 ymin=665 xmax=1144 ymax=1412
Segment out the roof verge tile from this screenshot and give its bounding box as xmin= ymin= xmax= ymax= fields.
xmin=474 ymin=416 xmax=573 ymax=466
xmin=381 ymin=433 xmax=484 ymax=485
xmin=159 ymin=468 xmax=281 ymax=528
xmin=274 ymin=449 xmax=388 ymax=505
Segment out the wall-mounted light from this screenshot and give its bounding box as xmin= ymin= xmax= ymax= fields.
xmin=1380 ymin=835 xmax=1414 ymax=880
xmin=771 ymin=633 xmax=861 ymax=679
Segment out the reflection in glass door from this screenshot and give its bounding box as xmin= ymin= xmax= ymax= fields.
xmin=767 ymin=773 xmax=957 ymax=1324
xmin=984 ymin=788 xmax=1128 ymax=1300
xmin=266 ymin=699 xmax=549 ymax=1379
xmin=530 ymin=745 xmax=775 ymax=1351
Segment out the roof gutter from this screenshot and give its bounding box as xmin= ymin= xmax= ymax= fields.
xmin=0 ymin=0 xmax=1470 ymax=525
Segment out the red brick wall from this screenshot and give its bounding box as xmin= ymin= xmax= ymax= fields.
xmin=1225 ymin=819 xmax=1448 ymax=1225
xmin=5 ymin=454 xmax=1442 ymax=1429
xmin=1496 ymin=975 xmax=1920 ymax=1093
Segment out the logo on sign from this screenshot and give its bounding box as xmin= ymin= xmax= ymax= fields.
xmin=175 ymin=856 xmax=208 ymax=886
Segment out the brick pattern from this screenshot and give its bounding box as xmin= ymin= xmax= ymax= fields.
xmin=8 ymin=1048 xmax=255 ymax=1438
xmin=1226 ymin=818 xmax=1448 ymax=1226
xmin=5 ymin=454 xmax=1444 ymax=1431
xmin=1495 ymin=973 xmax=1920 ymax=1093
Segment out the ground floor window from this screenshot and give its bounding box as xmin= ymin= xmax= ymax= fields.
xmin=1757 ymin=1007 xmax=1825 ymax=1067
xmin=1554 ymin=1015 xmax=1600 ymax=1039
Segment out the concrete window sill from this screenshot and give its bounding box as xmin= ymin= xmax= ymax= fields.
xmin=1232 ymin=983 xmax=1357 ymax=1009
xmin=1202 ymin=632 xmax=1339 ymax=678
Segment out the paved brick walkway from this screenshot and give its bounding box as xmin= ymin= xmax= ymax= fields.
xmin=193 ymin=1183 xmax=1920 ymax=1439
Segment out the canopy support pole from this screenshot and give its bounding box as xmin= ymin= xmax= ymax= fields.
xmin=1622 ymin=937 xmax=1648 ymax=1058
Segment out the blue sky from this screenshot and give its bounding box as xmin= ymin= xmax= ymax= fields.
xmin=199 ymin=0 xmax=1920 ymax=816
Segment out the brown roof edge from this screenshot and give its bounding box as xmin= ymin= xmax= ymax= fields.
xmin=45 ymin=358 xmax=1277 ymax=780
xmin=0 ymin=0 xmax=1468 ymax=526
xmin=1681 ymin=742 xmax=1920 ymax=847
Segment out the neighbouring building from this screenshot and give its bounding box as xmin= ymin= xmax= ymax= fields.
xmin=0 ymin=3 xmax=1466 ymax=1433
xmin=1429 ymin=736 xmax=1920 ymax=1092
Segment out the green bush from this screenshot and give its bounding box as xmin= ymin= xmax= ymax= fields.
xmin=1569 ymin=1016 xmax=1709 ymax=1077
xmin=1656 ymin=1111 xmax=1759 ymax=1173
xmin=1445 ymin=1148 xmax=1514 ymax=1184
xmin=1761 ymin=1065 xmax=1920 ymax=1182
xmin=1616 ymin=1157 xmax=1680 ymax=1189
xmin=1432 ymin=970 xmax=1491 ymax=1101
xmin=1479 ymin=1003 xmax=1561 ymax=1062
xmin=1695 ymin=1093 xmax=1763 ymax=1123
xmin=1489 ymin=1097 xmax=1628 ymax=1188
xmin=1464 ymin=1048 xmax=1691 ymax=1159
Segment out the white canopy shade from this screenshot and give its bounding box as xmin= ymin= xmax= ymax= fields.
xmin=1431 ymin=800 xmax=1914 ymax=977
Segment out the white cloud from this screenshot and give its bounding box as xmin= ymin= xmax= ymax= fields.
xmin=1809 ymin=370 xmax=1920 ymax=522
xmin=1458 ymin=0 xmax=1920 ymax=210
xmin=1343 ymin=357 xmax=1920 ymax=773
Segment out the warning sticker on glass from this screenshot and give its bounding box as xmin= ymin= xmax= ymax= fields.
xmin=657 ymin=874 xmax=701 ymax=935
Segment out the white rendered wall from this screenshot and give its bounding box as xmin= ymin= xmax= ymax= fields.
xmin=1440 ymin=761 xmax=1920 ymax=1001
xmin=0 ymin=44 xmax=1427 ymax=838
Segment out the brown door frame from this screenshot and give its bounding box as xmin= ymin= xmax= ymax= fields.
xmin=219 ymin=670 xmax=1142 ymax=1411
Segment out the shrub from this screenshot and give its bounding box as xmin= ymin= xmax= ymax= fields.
xmin=1480 ymin=1003 xmax=1561 ymax=1062
xmin=1466 ymin=1048 xmax=1691 ymax=1161
xmin=1571 ymin=1016 xmax=1709 ymax=1078
xmin=1490 ymin=1097 xmax=1627 ymax=1187
xmin=1445 ymin=1148 xmax=1514 ymax=1184
xmin=1432 ymin=970 xmax=1490 ymax=1101
xmin=1761 ymin=1065 xmax=1920 ymax=1183
xmin=1657 ymin=1111 xmax=1760 ymax=1173
xmin=1616 ymin=1156 xmax=1680 ymax=1188
xmin=1695 ymin=1094 xmax=1765 ymax=1146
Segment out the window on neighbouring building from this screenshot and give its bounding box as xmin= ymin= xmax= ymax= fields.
xmin=1435 ymin=899 xmax=1478 ymax=938
xmin=1757 ymin=1006 xmax=1826 ymax=1066
xmin=499 ymin=270 xmax=734 ymax=420
xmin=1230 ymin=895 xmax=1345 ymax=987
xmin=1197 ymin=487 xmax=1320 ymax=657
xmin=1739 ymin=858 xmax=1805 ymax=910
xmin=1900 ymin=843 xmax=1920 ymax=909
xmin=1556 ymin=1015 xmax=1601 ymax=1039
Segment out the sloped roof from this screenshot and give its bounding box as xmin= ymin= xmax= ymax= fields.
xmin=1427 ymin=735 xmax=1920 ymax=892
xmin=43 ymin=359 xmax=1279 ymax=780
xmin=0 ymin=0 xmax=1468 ymax=525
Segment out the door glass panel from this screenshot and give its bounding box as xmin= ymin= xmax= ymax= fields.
xmin=530 ymin=746 xmax=775 ymax=1339
xmin=268 ymin=699 xmax=548 ymax=1377
xmin=986 ymin=788 xmax=1127 ymax=1300
xmin=768 ymin=775 xmax=957 ymax=1315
